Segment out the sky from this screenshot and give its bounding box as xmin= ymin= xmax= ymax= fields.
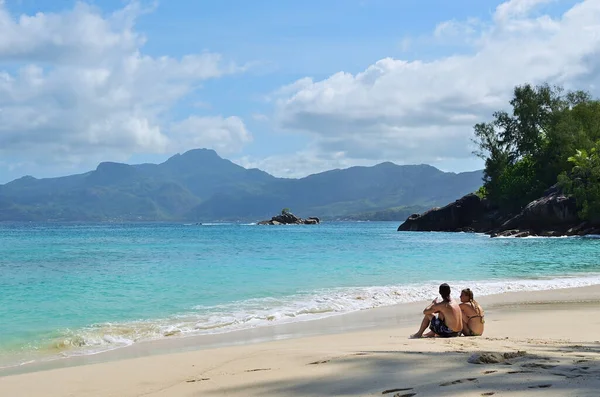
xmin=0 ymin=0 xmax=597 ymax=183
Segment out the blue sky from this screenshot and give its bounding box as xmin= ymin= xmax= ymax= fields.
xmin=0 ymin=0 xmax=595 ymax=183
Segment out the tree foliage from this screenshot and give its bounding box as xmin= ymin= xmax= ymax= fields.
xmin=558 ymin=144 xmax=600 ymax=222
xmin=473 ymin=83 xmax=600 ymax=218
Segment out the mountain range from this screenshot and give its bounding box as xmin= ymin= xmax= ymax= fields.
xmin=0 ymin=149 xmax=483 ymax=222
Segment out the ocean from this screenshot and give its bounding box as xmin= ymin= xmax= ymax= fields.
xmin=1 ymin=221 xmax=599 ymax=369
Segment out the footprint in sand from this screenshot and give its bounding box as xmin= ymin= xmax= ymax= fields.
xmin=186 ymin=378 xmax=210 ymax=383
xmin=551 ymin=372 xmax=582 ymax=379
xmin=382 ymin=387 xmax=413 ymax=394
xmin=481 ymin=393 xmax=495 ymax=396
xmin=308 ymin=360 xmax=330 ymax=365
xmin=507 ymin=370 xmax=534 ymax=374
xmin=439 ymin=378 xmax=477 ymax=386
xmin=483 ymin=370 xmax=497 ymax=374
xmin=522 ymin=363 xmax=557 ymax=369
xmin=528 ymin=384 xmax=552 ymax=389
xmin=244 ymin=368 xmax=271 ymax=372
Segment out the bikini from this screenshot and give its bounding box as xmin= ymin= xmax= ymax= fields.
xmin=464 ymin=302 xmax=485 ymax=336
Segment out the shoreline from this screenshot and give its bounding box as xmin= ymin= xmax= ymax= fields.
xmin=2 ymin=274 xmax=600 ymax=373
xmin=2 ymin=284 xmax=600 ymax=379
xmin=1 ymin=285 xmax=599 ymax=396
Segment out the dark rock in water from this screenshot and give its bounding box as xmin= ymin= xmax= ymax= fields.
xmin=488 ymin=185 xmax=599 ymax=237
xmin=493 ymin=186 xmax=578 ymax=235
xmin=398 ymin=184 xmax=600 ymax=237
xmin=398 ymin=194 xmax=502 ymax=233
xmin=258 ymin=213 xmax=320 ymax=225
xmin=273 ymin=212 xmax=302 ymax=224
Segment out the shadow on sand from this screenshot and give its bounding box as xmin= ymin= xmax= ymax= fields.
xmin=195 ymin=342 xmax=600 ymax=397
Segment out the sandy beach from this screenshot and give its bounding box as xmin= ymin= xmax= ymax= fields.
xmin=1 ymin=285 xmax=599 ymax=397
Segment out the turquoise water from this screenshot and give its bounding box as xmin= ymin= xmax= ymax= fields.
xmin=1 ymin=222 xmax=600 ymax=367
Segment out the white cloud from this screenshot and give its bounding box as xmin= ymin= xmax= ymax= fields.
xmin=0 ymin=1 xmax=248 ymax=168
xmin=433 ymin=18 xmax=481 ymax=39
xmin=273 ymin=0 xmax=600 ymax=168
xmin=494 ymin=0 xmax=555 ymax=22
xmin=170 ymin=116 xmax=252 ymax=154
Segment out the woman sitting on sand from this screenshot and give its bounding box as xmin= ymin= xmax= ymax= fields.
xmin=460 ymin=288 xmax=485 ymax=336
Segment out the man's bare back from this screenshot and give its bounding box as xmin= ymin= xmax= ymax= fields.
xmin=433 ymin=299 xmax=462 ymax=332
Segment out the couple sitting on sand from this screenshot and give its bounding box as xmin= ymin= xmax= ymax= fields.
xmin=411 ymin=283 xmax=484 ymax=338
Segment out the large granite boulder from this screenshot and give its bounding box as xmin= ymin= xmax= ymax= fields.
xmin=491 ymin=186 xmax=579 ymax=236
xmin=258 ymin=213 xmax=320 ymax=225
xmin=398 ymin=194 xmax=491 ymax=232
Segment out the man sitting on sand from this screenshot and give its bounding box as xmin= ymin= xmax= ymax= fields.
xmin=411 ymin=283 xmax=462 ymax=338
xmin=459 ymin=288 xmax=485 ymax=336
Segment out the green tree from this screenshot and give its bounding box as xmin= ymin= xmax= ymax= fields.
xmin=472 ymin=121 xmax=512 ymax=204
xmin=558 ymin=143 xmax=600 ymax=223
xmin=473 ymin=82 xmax=600 ymax=215
xmin=541 ymin=98 xmax=600 ymax=184
xmin=281 ymin=208 xmax=291 ymax=215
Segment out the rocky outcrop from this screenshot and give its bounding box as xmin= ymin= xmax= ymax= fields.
xmin=397 ymin=194 xmax=505 ymax=233
xmin=258 ymin=213 xmax=320 ymax=225
xmin=490 ymin=186 xmax=581 ymax=237
xmin=398 ymin=186 xmax=600 ymax=237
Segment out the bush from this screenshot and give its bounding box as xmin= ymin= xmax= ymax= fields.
xmin=558 ymin=143 xmax=600 ymax=223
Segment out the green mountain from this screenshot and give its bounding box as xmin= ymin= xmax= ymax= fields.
xmin=0 ymin=149 xmax=483 ymax=222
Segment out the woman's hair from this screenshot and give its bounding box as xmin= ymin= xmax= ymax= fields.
xmin=461 ymin=288 xmax=474 ymax=301
xmin=461 ymin=288 xmax=482 ymax=316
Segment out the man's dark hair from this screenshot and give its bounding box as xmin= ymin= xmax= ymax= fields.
xmin=439 ymin=283 xmax=451 ymax=301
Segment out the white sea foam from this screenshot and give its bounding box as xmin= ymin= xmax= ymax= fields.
xmin=493 ymin=234 xmax=573 ymax=239
xmin=6 ymin=273 xmax=600 ymax=368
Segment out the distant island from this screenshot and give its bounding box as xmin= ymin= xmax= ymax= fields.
xmin=0 ymin=149 xmax=482 ymax=223
xmin=399 ymin=83 xmax=600 ymax=237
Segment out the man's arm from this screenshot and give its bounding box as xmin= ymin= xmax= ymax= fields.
xmin=423 ymin=299 xmax=442 ymax=315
